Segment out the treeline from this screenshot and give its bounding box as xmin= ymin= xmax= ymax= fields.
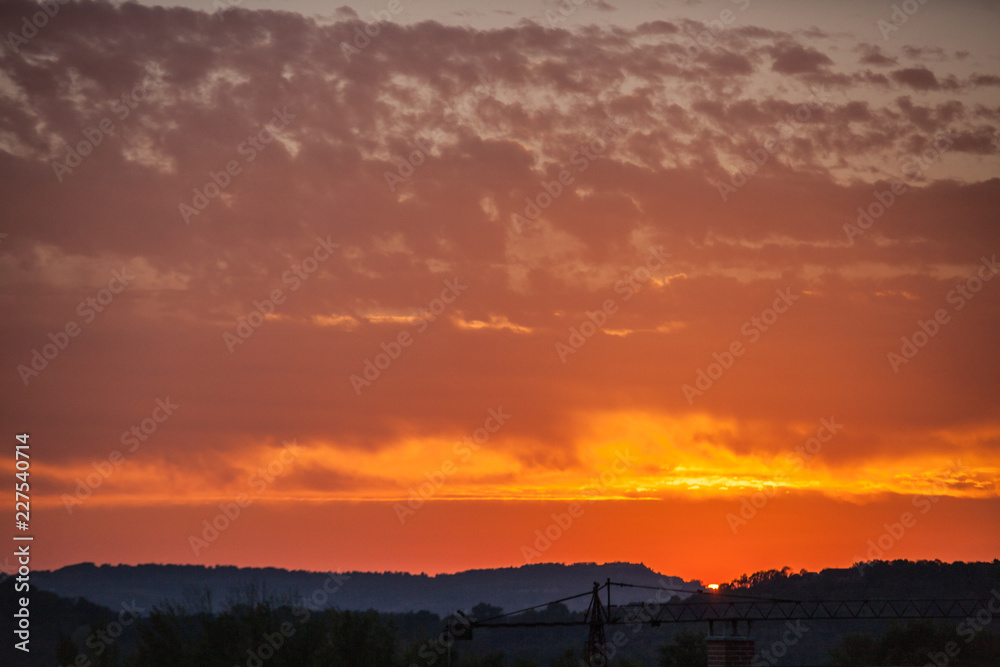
xmin=828 ymin=620 xmax=1000 ymax=666
xmin=721 ymin=559 xmax=1000 ymax=599
xmin=45 ymin=599 xmax=1000 ymax=667
xmin=720 ymin=559 xmax=1000 ymax=665
xmin=49 ymin=595 xmax=672 ymax=667
xmin=9 ymin=560 xmax=1000 ymax=666
xmin=34 ymin=561 xmax=688 ymax=617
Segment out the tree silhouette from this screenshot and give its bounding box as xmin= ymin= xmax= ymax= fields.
xmin=658 ymin=630 xmax=707 ymax=667
xmin=56 ymin=633 xmax=79 ymax=665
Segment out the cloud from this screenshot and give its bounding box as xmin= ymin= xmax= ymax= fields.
xmin=972 ymin=74 xmax=1000 ymax=87
xmin=857 ymin=43 xmax=897 ymax=67
xmin=891 ymin=67 xmax=941 ymax=90
xmin=902 ymin=45 xmax=948 ymax=62
xmin=0 ymin=0 xmax=997 ymax=515
xmin=768 ymin=42 xmax=833 ymax=74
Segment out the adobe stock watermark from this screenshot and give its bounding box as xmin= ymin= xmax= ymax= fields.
xmin=443 ymin=73 xmax=495 ymax=127
xmin=65 ymin=600 xmax=145 ymax=664
xmin=682 ymin=288 xmax=800 ymax=404
xmin=51 ymin=66 xmax=165 ymax=182
xmin=726 ymin=417 xmax=842 ymax=534
xmin=235 ymin=572 xmax=350 ymax=667
xmin=887 ymin=254 xmax=998 ymax=373
xmin=877 ymin=0 xmax=932 ymax=40
xmin=521 ymin=448 xmax=637 ymax=562
xmin=942 ymin=589 xmax=1000 ymax=666
xmin=511 ymin=118 xmax=627 ymax=234
xmin=340 ymin=0 xmax=416 ymax=62
xmin=843 ymin=130 xmax=955 ymax=245
xmin=409 ymin=611 xmax=475 ymax=666
xmin=394 ymin=407 xmax=511 ymax=524
xmin=16 ymin=267 xmax=135 ymax=386
xmin=910 ymin=588 xmax=1000 ymax=667
xmin=555 ymin=246 xmax=673 ymax=363
xmin=349 ymin=277 xmax=468 ymax=395
xmin=179 ymin=105 xmax=296 ymax=224
xmin=295 ymin=572 xmax=350 ymax=614
xmin=753 ymin=621 xmax=810 ymax=667
xmin=5 ymin=0 xmax=73 ymax=54
xmin=61 ymin=397 xmax=180 ymax=514
xmin=211 ymin=0 xmax=243 ymax=18
xmin=388 ymin=73 xmax=495 ymax=189
xmin=384 ymin=133 xmax=441 ymax=192
xmin=581 ymin=583 xmax=688 ymax=667
xmin=853 ymin=460 xmax=965 ymax=574
xmin=188 ymin=440 xmax=303 ymax=555
xmin=223 ymin=236 xmax=339 ymax=353
xmin=670 ymin=0 xmax=751 ymax=67
xmin=238 ymin=621 xmax=297 ymax=667
xmin=714 ymin=86 xmax=830 ymax=202
xmin=542 ymin=0 xmax=599 ymax=28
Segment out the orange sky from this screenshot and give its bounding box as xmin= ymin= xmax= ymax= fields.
xmin=2 ymin=0 xmax=999 ymax=585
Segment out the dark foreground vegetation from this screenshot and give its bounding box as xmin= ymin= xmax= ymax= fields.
xmin=4 ymin=559 xmax=999 ymax=666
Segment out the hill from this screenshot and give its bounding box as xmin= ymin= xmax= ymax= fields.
xmin=0 ymin=576 xmax=129 ymax=667
xmin=33 ymin=561 xmax=696 ymax=617
xmin=10 ymin=560 xmax=1000 ymax=665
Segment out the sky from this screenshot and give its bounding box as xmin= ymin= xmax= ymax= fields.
xmin=1 ymin=0 xmax=999 ymax=585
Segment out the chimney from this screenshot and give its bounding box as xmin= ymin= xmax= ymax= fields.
xmin=706 ymin=637 xmax=755 ymax=667
xmin=706 ymin=621 xmax=754 ymax=667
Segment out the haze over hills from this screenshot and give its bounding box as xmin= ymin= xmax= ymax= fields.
xmin=33 ymin=561 xmax=695 ymax=616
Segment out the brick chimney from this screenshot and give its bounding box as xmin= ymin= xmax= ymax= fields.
xmin=706 ymin=637 xmax=755 ymax=667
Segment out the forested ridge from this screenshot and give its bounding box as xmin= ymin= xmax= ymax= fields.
xmin=5 ymin=559 xmax=999 ymax=666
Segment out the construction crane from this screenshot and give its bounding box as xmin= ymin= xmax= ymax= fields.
xmin=456 ymin=579 xmax=996 ymax=667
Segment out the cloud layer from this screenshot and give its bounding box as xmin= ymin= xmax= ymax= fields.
xmin=1 ymin=0 xmax=998 ymax=577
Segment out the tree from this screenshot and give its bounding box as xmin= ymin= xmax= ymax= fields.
xmin=658 ymin=630 xmax=707 ymax=667
xmin=548 ymin=648 xmax=577 ymax=666
xmin=57 ymin=633 xmax=79 ymax=665
xmin=134 ymin=604 xmax=193 ymax=666
xmin=472 ymin=602 xmax=504 ymax=621
xmin=827 ymin=620 xmax=1000 ymax=667
xmin=827 ymin=632 xmax=877 ymax=666
xmin=313 ymin=609 xmax=400 ymax=666
xmin=462 ymin=651 xmax=506 ymax=666
xmin=544 ymin=602 xmax=572 ymax=621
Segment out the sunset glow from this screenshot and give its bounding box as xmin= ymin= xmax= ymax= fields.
xmin=2 ymin=0 xmax=999 ymax=587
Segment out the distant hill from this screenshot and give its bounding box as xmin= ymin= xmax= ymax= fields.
xmin=0 ymin=576 xmax=127 ymax=667
xmin=34 ymin=561 xmax=697 ymax=616
xmin=14 ymin=560 xmax=1000 ymax=665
